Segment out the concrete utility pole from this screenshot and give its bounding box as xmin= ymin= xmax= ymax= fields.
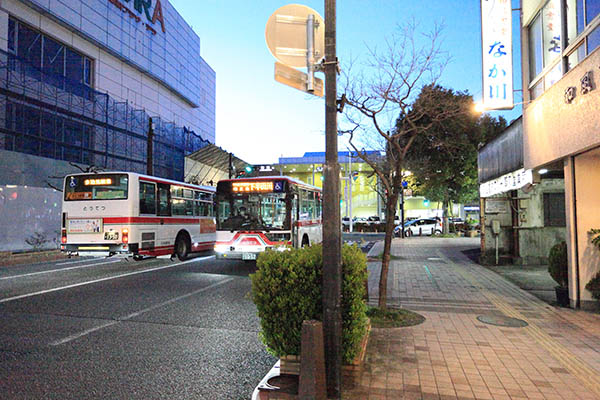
xmin=322 ymin=0 xmax=342 ymax=398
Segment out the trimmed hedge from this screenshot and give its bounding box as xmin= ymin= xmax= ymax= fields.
xmin=250 ymin=244 xmax=368 ymax=364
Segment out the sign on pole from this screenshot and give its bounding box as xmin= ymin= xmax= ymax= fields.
xmin=265 ymin=4 xmax=324 ymax=68
xmin=275 ymin=62 xmax=324 ymax=97
xmin=266 ymin=4 xmax=325 ymax=96
xmin=481 ymin=0 xmax=514 ymax=110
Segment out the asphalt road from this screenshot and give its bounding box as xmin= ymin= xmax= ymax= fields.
xmin=0 ymin=254 xmax=276 ymax=400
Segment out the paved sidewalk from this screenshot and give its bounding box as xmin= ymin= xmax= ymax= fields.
xmin=343 ymin=237 xmax=600 ymax=399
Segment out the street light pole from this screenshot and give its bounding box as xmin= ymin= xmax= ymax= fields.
xmin=348 ymin=150 xmax=353 ymax=233
xmin=323 ymin=0 xmax=342 ymax=398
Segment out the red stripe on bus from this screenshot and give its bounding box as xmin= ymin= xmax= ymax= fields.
xmin=139 ymin=177 xmax=215 ymax=192
xmin=216 ymin=232 xmax=288 ymax=247
xmin=104 ymin=217 xmax=202 ymax=224
xmin=295 ymin=220 xmax=322 ymax=227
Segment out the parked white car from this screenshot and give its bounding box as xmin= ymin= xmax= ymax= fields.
xmin=396 ymin=218 xmax=442 ymax=237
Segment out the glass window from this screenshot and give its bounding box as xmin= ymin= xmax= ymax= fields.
xmin=84 ymin=58 xmax=92 ymax=86
xmin=586 ymin=0 xmax=600 ymax=26
xmin=41 ymin=113 xmax=56 ymax=140
xmin=543 ymin=0 xmax=562 ymax=66
xmin=172 ymin=199 xmax=186 ymax=215
xmin=587 ymin=23 xmax=600 ymax=53
xmin=171 ymin=186 xmax=183 ymax=198
xmin=64 ymin=120 xmax=82 ymax=146
xmin=545 ymin=62 xmax=563 ymax=87
xmin=529 ymin=14 xmax=544 ymax=79
xmin=544 ymin=192 xmax=566 ymax=226
xmin=195 ymin=201 xmax=212 ymax=217
xmin=24 ymin=107 xmax=40 ymax=137
xmin=10 ymin=17 xmax=94 ymax=94
xmin=8 ymin=18 xmax=16 ymax=53
xmin=216 ymin=193 xmax=289 ymax=230
xmin=184 ymin=199 xmax=194 ymax=215
xmin=43 ymin=36 xmax=65 ymax=84
xmin=18 ymin=22 xmax=41 ymax=70
xmin=64 ymin=174 xmax=128 ymax=201
xmin=567 ymin=43 xmax=585 ymax=69
xmin=139 ymin=181 xmax=156 ymax=214
xmin=157 ymin=183 xmax=171 ymax=216
xmin=577 ymin=0 xmax=586 ymax=33
xmin=65 ymin=48 xmax=83 ymax=84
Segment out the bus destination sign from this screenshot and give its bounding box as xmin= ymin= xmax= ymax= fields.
xmin=232 ymin=182 xmax=274 ymax=193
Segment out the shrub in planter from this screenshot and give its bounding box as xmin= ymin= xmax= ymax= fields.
xmin=548 ymin=241 xmax=569 ymax=306
xmin=585 ymin=229 xmax=600 ymax=300
xmin=250 ymin=244 xmax=368 ymax=364
xmin=548 ymin=241 xmax=568 ymax=288
xmin=585 ymin=272 xmax=600 ymax=300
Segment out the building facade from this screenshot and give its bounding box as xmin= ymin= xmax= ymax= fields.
xmin=277 ymin=151 xmax=460 ymax=221
xmin=478 ymin=117 xmax=567 ymax=264
xmin=521 ymin=0 xmax=600 ymax=308
xmin=0 ymin=0 xmax=215 ymax=251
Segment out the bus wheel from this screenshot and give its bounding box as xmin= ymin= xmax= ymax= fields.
xmin=301 ymin=235 xmax=309 ymax=248
xmin=175 ymin=234 xmax=190 ymax=261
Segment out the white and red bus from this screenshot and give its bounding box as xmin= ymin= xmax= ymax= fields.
xmin=214 ymin=176 xmax=322 ymax=260
xmin=60 ymin=171 xmax=216 ymax=260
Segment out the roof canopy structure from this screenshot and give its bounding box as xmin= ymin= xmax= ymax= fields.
xmin=185 ymin=144 xmax=249 ymax=186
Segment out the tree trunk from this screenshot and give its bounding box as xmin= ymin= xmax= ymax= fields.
xmin=378 ymin=191 xmax=399 ymax=310
xmin=441 ymin=193 xmax=450 ymax=234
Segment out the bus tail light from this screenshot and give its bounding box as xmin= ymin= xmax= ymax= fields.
xmin=61 ymin=229 xmax=67 ymax=244
xmin=122 ymin=228 xmax=129 ymax=244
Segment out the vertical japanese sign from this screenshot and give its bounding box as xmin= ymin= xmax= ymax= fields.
xmin=481 ymin=0 xmax=514 ymax=109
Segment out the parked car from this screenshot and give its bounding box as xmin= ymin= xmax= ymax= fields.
xmin=366 ymin=216 xmax=381 ymax=224
xmin=394 ymin=218 xmax=442 ymax=237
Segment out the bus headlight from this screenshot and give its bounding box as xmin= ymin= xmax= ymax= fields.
xmin=214 ymin=245 xmax=228 ymax=253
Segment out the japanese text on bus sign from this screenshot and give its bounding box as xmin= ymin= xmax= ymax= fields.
xmin=232 ymin=182 xmax=274 ymax=192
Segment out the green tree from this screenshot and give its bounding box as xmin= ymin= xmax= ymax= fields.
xmin=401 ymin=85 xmax=507 ymax=233
xmin=340 ymin=22 xmax=462 ymax=309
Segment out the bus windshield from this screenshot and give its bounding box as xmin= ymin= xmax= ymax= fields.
xmin=64 ymin=174 xmax=129 ymax=201
xmin=216 ymin=192 xmax=289 ymax=231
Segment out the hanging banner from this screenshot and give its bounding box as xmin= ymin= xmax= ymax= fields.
xmin=480 ymin=168 xmax=533 ymax=197
xmin=481 ymin=0 xmax=514 ymax=109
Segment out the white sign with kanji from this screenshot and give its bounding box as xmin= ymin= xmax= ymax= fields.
xmin=481 ymin=0 xmax=514 ymax=110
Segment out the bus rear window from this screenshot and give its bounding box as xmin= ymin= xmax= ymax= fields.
xmin=64 ymin=174 xmax=129 ymax=201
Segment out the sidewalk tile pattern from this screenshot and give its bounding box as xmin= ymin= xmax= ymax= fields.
xmin=342 ymin=238 xmax=600 ymax=400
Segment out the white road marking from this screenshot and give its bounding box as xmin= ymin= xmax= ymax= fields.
xmin=0 ymin=255 xmax=215 ymax=304
xmin=51 ymin=275 xmax=232 ymax=346
xmin=0 ymin=259 xmax=122 ymax=281
xmin=56 ymin=258 xmax=97 ymax=266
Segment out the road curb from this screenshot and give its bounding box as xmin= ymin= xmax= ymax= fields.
xmin=0 ymin=250 xmax=68 ymax=266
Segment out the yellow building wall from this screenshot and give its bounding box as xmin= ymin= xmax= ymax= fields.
xmin=573 ymin=148 xmax=600 ymax=307
xmin=523 ymin=48 xmax=600 ymax=170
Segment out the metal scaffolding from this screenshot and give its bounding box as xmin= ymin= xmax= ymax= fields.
xmin=0 ymin=49 xmax=210 ymax=182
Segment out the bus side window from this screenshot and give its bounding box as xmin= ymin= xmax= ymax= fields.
xmin=300 ymin=190 xmax=309 ymax=220
xmin=157 ymin=183 xmax=171 ymax=216
xmin=139 ymin=181 xmax=156 ymax=215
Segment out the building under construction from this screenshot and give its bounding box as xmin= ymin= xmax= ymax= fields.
xmin=0 ymin=0 xmax=216 ymax=251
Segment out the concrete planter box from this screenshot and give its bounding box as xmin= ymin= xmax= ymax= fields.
xmin=255 ymin=320 xmax=371 ymax=399
xmin=280 ymin=319 xmax=371 ymax=378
